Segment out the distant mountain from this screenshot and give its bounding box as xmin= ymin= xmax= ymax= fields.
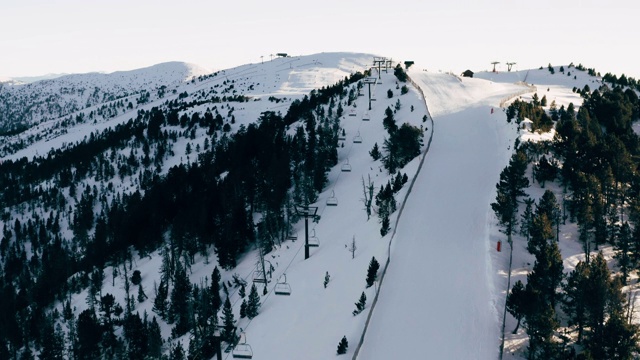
xmin=0 ymin=61 xmax=211 ymax=135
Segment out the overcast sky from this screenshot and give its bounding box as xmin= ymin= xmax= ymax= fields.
xmin=1 ymin=0 xmax=638 ymax=79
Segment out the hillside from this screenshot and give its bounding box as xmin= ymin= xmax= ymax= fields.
xmin=0 ymin=54 xmax=639 ymax=360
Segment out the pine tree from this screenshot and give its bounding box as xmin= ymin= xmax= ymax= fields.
xmin=369 ymin=143 xmax=381 ymax=161
xmin=221 ymin=298 xmax=236 ymax=343
xmin=76 ymin=309 xmax=102 ymax=360
xmin=238 ymin=283 xmax=246 ymax=298
xmin=153 ymin=279 xmax=168 ymax=320
xmin=380 ymin=215 xmax=390 ymax=236
xmin=240 ymin=300 xmax=247 ymax=318
xmin=352 ymin=292 xmax=367 ymax=316
xmin=210 ymin=266 xmax=222 ymax=314
xmin=147 ymin=317 xmax=163 ymax=359
xmin=39 ymin=320 xmax=65 ymax=360
xmin=324 ymin=271 xmax=330 ymax=288
xmin=137 ymin=284 xmax=147 ymax=303
xmin=336 ymin=336 xmax=348 ymax=355
xmin=246 ymin=284 xmax=261 ymax=319
xmin=614 ymin=222 xmax=632 ymax=285
xmin=169 ymin=262 xmax=192 ymax=336
xmin=562 ymin=260 xmax=589 ymax=343
xmin=366 ymin=257 xmax=380 ymax=288
xmin=506 ymin=280 xmax=527 ymax=334
xmin=169 ymin=343 xmax=185 ymax=360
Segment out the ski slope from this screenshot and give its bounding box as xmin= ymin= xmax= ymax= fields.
xmin=358 ymin=71 xmax=528 ymax=359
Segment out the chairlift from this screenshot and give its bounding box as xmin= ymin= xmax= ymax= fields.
xmin=308 ymin=228 xmax=320 ymax=247
xmin=362 ymin=113 xmax=370 ymax=121
xmin=232 ymin=333 xmax=254 ymax=359
xmin=326 ymin=191 xmax=338 ymax=206
xmin=353 ymin=132 xmax=363 ymax=143
xmin=274 ymin=273 xmax=292 ymax=295
xmin=338 ymin=129 xmax=346 ymax=141
xmin=252 ymin=269 xmax=268 ymax=284
xmin=348 ymin=109 xmax=357 ymax=116
xmin=341 ymin=159 xmax=352 ymax=172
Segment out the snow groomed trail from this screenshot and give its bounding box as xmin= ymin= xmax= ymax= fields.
xmin=358 ymin=72 xmax=528 ymax=359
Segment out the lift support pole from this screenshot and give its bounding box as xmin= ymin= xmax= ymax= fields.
xmin=296 ymin=205 xmax=318 ymax=260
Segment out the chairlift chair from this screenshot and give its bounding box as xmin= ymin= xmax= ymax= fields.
xmin=362 ymin=113 xmax=370 ymax=121
xmin=308 ymin=228 xmax=320 ymax=247
xmin=326 ymin=191 xmax=338 ymax=206
xmin=274 ymin=273 xmax=292 ymax=295
xmin=349 ymin=109 xmax=357 ymax=116
xmin=252 ymin=270 xmax=267 ymax=284
xmin=338 ymin=128 xmax=346 ymax=141
xmin=232 ymin=333 xmax=254 ymax=359
xmin=353 ymin=132 xmax=363 ymax=143
xmin=341 ymin=159 xmax=352 ymax=172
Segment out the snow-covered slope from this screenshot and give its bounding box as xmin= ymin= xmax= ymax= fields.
xmin=2 ymin=54 xmax=618 ymax=359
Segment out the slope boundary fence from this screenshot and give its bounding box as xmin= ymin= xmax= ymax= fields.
xmin=352 ymin=74 xmax=434 ymax=359
xmin=498 ymin=83 xmax=537 ymax=108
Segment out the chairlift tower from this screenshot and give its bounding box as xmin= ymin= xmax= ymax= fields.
xmin=491 ymin=61 xmax=500 ymax=73
xmin=373 ymin=57 xmax=387 ymax=79
xmin=363 ymin=77 xmax=377 ymax=110
xmin=295 ymin=204 xmax=318 ymax=260
xmin=385 ymin=59 xmax=393 ymax=73
xmin=506 ymin=62 xmax=516 ymax=72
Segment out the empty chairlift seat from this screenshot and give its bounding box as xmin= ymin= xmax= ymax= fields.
xmin=341 ymin=159 xmax=352 ymax=172
xmin=232 ymin=333 xmax=254 ymax=359
xmin=308 ymin=229 xmax=320 ymax=247
xmin=274 ymin=274 xmax=292 ymax=296
xmin=353 ymin=132 xmax=363 ymax=143
xmin=326 ymin=191 xmax=338 ymax=206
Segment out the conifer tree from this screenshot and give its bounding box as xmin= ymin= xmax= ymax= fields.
xmin=169 ymin=343 xmax=185 ymax=360
xmin=246 ymin=284 xmax=261 ymax=319
xmin=210 ymin=266 xmax=222 ymax=314
xmin=39 ymin=319 xmax=65 ymax=360
xmin=240 ymin=299 xmax=247 ymax=319
xmin=352 ymin=292 xmax=367 ymax=316
xmin=137 ymin=284 xmax=147 ymax=303
xmin=506 ymin=280 xmax=527 ymax=334
xmin=221 ymin=298 xmax=236 ymax=343
xmin=147 ymin=317 xmax=163 ymax=359
xmin=366 ymin=257 xmax=380 ymax=288
xmin=614 ymin=222 xmax=632 ymax=284
xmin=337 ymin=336 xmax=348 ymax=355
xmin=562 ymin=260 xmax=589 ymax=343
xmin=369 ymin=143 xmax=381 ymax=161
xmin=170 ymin=262 xmax=191 ymax=336
xmin=153 ymin=279 xmax=168 ymax=320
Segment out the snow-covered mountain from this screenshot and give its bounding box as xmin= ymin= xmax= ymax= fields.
xmin=0 ymin=53 xmax=636 ymax=360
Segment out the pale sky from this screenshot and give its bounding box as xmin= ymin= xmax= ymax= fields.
xmin=1 ymin=0 xmax=638 ymax=79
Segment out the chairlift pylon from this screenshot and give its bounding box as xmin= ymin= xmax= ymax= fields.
xmin=274 ymin=273 xmax=292 ymax=295
xmin=326 ymin=190 xmax=338 ymax=206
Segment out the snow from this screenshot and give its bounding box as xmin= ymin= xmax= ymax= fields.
xmin=7 ymin=54 xmax=620 ymax=359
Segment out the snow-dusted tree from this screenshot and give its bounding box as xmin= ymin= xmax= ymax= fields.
xmin=221 ymin=298 xmax=236 ymax=343
xmin=246 ymin=284 xmax=261 ymax=319
xmin=352 ymin=292 xmax=367 ymax=316
xmin=336 ymin=336 xmax=348 ymax=355
xmin=366 ymin=257 xmax=380 ymax=288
